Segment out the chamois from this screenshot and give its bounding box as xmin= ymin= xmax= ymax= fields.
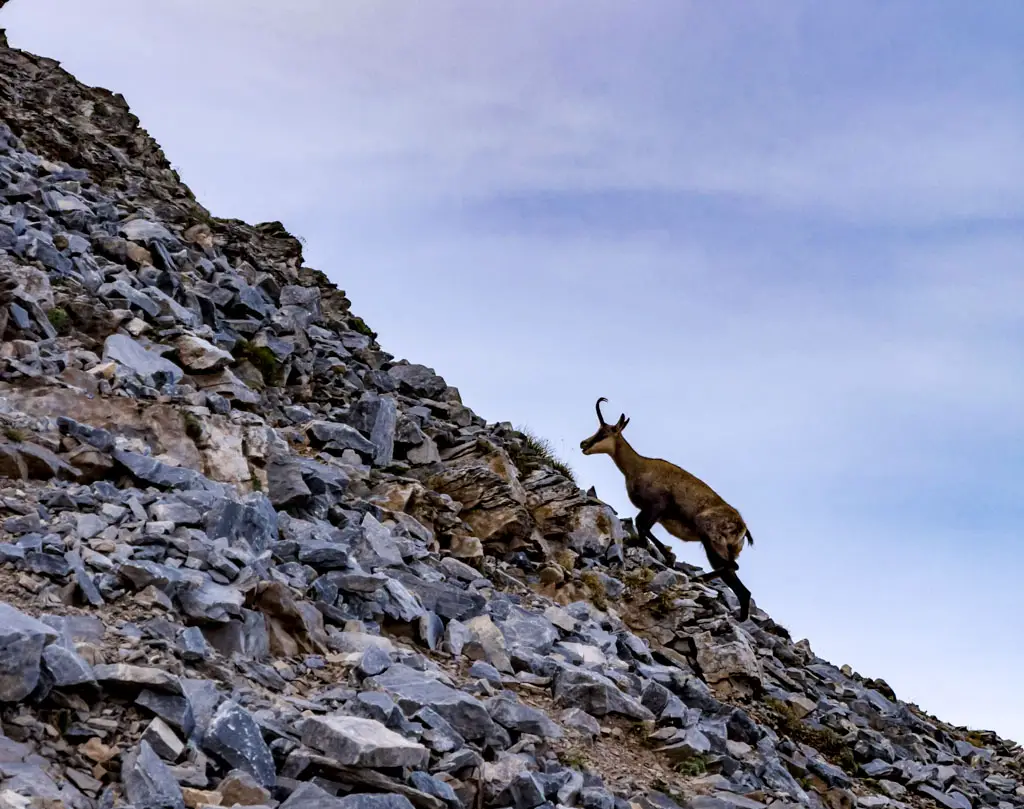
xmin=579 ymin=398 xmax=755 ymax=621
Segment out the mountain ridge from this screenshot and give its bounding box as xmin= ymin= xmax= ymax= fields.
xmin=0 ymin=12 xmax=1019 ymax=809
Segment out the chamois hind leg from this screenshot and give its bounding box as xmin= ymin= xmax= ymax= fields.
xmin=694 ymin=539 xmax=737 ymax=582
xmin=721 ymin=568 xmax=752 ymax=622
xmin=698 ymin=540 xmax=752 ymax=621
xmin=692 ymin=511 xmax=743 ymax=580
xmin=635 ymin=508 xmax=676 ymax=567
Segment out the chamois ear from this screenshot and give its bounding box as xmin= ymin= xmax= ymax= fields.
xmin=616 ymin=414 xmax=630 ymax=431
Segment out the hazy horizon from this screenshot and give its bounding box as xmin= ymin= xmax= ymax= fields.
xmin=3 ymin=0 xmax=1022 ymax=741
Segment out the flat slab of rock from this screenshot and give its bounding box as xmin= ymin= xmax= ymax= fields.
xmin=92 ymin=664 xmax=182 ymax=694
xmin=301 ymin=715 xmax=429 ymax=768
xmin=366 ymin=664 xmax=495 ymax=741
xmin=103 ymin=333 xmax=184 ymax=386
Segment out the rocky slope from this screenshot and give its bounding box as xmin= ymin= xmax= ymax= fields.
xmin=0 ymin=15 xmax=1020 ymax=809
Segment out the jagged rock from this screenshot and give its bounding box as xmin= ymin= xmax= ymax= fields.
xmin=136 ymin=690 xmax=196 ymax=738
xmin=212 ymin=770 xmax=269 ymax=806
xmin=693 ymin=628 xmax=762 ymax=696
xmin=301 ymin=715 xmax=430 ymax=768
xmin=122 ymin=740 xmax=186 ymax=809
xmin=309 ymin=420 xmax=378 ymax=456
xmin=113 ymin=449 xmax=216 ymax=491
xmin=918 ymin=786 xmax=972 ymax=809
xmin=469 ymin=660 xmax=503 ymax=685
xmin=267 ymin=452 xmax=349 ymax=507
xmin=461 ymin=615 xmax=513 ymax=672
xmin=387 ymin=569 xmax=483 ymax=620
xmin=409 ymin=772 xmax=461 ymax=809
xmin=121 ymin=218 xmax=178 ymax=245
xmin=202 ymin=700 xmax=276 ymax=787
xmin=40 ymin=642 xmax=95 ymax=688
xmin=366 ymin=664 xmax=496 ymax=740
xmin=203 ymin=491 xmax=279 ymax=552
xmin=141 ymin=717 xmax=185 ymax=761
xmin=339 ymin=796 xmax=416 ymax=809
xmin=103 ymin=333 xmax=184 ymax=386
xmin=357 ymin=646 xmax=392 ymax=678
xmin=0 ymin=603 xmax=59 ymax=701
xmin=428 ymin=462 xmax=532 ymax=546
xmin=280 ymin=781 xmax=347 ymax=807
xmin=560 ymin=707 xmax=601 ymax=737
xmin=482 ymin=752 xmax=533 ymax=805
xmin=354 ymin=513 xmax=404 ymax=568
xmin=174 ymin=333 xmax=234 ymax=371
xmin=553 ymin=666 xmax=655 ymax=720
xmin=388 ymin=363 xmax=447 ymax=399
xmin=348 ymin=392 xmax=398 ymax=466
xmin=511 ymin=771 xmax=546 ymax=809
xmin=486 ymin=693 xmax=563 ymax=738
xmin=498 ymin=605 xmax=559 ymax=655
xmin=656 ymin=727 xmax=712 ymax=760
xmin=177 ymin=579 xmax=245 ymax=622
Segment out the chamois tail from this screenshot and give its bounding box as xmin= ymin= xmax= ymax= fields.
xmin=745 ymin=528 xmax=754 ymax=547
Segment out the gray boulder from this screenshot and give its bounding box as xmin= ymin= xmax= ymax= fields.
xmin=122 ymin=740 xmax=186 ymax=809
xmin=0 ymin=603 xmax=59 ymax=701
xmin=366 ymin=664 xmax=495 ymax=741
xmin=300 ymin=715 xmax=429 ymax=768
xmin=202 ymin=700 xmax=276 ymax=787
xmin=553 ymin=666 xmax=655 ymax=721
xmin=103 ymin=333 xmax=184 ymax=387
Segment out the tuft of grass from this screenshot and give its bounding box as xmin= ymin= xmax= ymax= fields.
xmin=348 ymin=315 xmax=376 ymax=339
xmin=47 ymin=307 xmax=71 ymax=335
xmin=673 ymin=755 xmax=708 ymax=777
xmin=250 ymin=470 xmax=263 ymax=492
xmin=182 ymin=411 xmax=204 ymax=441
xmin=623 ymin=566 xmax=655 ymax=591
xmin=508 ymin=428 xmax=576 ymax=483
xmin=553 ymin=549 xmax=578 ymax=572
xmin=650 ymin=584 xmax=686 ymax=616
xmin=232 ymin=339 xmax=281 ymax=384
xmin=560 ymin=750 xmax=589 ymax=771
xmin=579 ymin=569 xmax=608 ymax=611
xmin=764 ymin=698 xmax=858 ymax=775
xmin=3 ymin=427 xmax=27 ymax=443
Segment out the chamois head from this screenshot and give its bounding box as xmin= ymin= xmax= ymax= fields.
xmin=579 ymin=397 xmax=630 ymax=456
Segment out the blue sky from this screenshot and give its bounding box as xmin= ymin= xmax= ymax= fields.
xmin=4 ymin=1 xmax=1023 ymax=740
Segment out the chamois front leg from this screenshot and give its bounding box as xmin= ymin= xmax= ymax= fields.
xmin=635 ymin=508 xmax=676 ymax=567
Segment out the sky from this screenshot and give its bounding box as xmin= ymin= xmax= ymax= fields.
xmin=3 ymin=1 xmax=1023 ymax=741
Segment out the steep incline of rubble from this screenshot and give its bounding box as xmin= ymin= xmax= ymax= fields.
xmin=0 ymin=19 xmax=1020 ymax=809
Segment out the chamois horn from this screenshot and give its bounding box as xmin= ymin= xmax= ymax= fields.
xmin=595 ymin=397 xmax=609 ymax=425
